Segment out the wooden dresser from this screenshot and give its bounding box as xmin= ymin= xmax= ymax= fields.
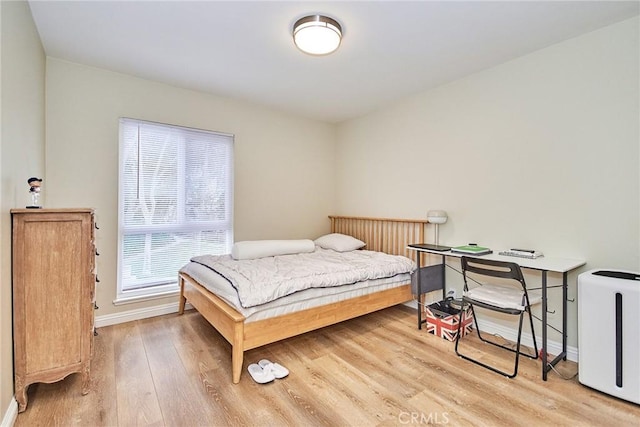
xmin=11 ymin=208 xmax=96 ymax=412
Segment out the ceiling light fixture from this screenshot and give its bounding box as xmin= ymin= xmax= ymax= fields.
xmin=293 ymin=15 xmax=342 ymax=56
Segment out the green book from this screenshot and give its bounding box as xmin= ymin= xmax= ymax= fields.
xmin=451 ymin=245 xmax=492 ymax=255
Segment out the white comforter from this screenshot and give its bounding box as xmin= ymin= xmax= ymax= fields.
xmin=190 ymin=248 xmax=415 ymax=308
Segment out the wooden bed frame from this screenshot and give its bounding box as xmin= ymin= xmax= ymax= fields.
xmin=178 ymin=215 xmax=429 ymax=383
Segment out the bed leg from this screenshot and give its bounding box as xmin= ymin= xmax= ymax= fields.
xmin=232 ymin=322 xmax=244 ymax=383
xmin=178 ymin=276 xmax=186 ymax=315
xmin=232 ymin=345 xmax=243 ymax=384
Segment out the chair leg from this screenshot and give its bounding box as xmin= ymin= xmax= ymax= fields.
xmin=454 ymin=304 xmax=467 ymax=354
xmin=469 ymin=305 xmax=511 ymax=349
xmin=456 ymin=306 xmax=526 ymax=378
xmin=469 ymin=305 xmax=528 ymax=356
xmin=512 ymin=313 xmax=525 ymax=377
xmin=504 ymin=308 xmax=539 ymax=360
xmin=470 ymin=305 xmax=488 ymax=341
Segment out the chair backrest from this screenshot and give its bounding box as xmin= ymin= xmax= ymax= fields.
xmin=461 ymin=256 xmax=538 ymax=311
xmin=461 ymin=256 xmax=526 ymax=287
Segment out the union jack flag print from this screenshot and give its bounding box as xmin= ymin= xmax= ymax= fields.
xmin=424 ymin=305 xmax=473 ymax=342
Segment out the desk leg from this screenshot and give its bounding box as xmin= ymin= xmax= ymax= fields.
xmin=417 ymin=251 xmax=422 ymax=330
xmin=440 ymin=255 xmax=446 ymax=301
xmin=542 ymin=271 xmax=548 ymax=381
xmin=542 ymin=271 xmax=570 ymax=380
xmin=562 ymin=272 xmax=568 ymax=360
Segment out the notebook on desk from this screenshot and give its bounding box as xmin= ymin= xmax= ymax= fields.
xmin=408 ymin=243 xmax=452 ymax=252
xmin=451 ymin=245 xmax=492 ymax=255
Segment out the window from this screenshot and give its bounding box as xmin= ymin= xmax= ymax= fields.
xmin=117 ymin=118 xmax=233 ymax=302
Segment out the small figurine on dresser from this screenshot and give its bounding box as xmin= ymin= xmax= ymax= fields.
xmin=27 ymin=177 xmax=42 ymax=208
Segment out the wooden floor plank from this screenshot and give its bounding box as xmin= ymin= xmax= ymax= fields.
xmin=136 ymin=316 xmax=221 ymax=426
xmin=166 ymin=312 xmax=255 ymax=426
xmin=73 ymin=325 xmax=119 ymax=426
xmin=13 ymin=305 xmax=640 ymax=426
xmin=113 ymin=321 xmax=164 ymax=426
xmin=312 ymin=352 xmax=418 ymax=423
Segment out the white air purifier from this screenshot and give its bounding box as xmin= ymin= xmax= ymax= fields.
xmin=578 ymin=269 xmax=640 ymax=404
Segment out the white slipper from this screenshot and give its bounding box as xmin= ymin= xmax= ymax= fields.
xmin=258 ymin=359 xmax=289 ymax=379
xmin=247 ymin=363 xmax=275 ymax=384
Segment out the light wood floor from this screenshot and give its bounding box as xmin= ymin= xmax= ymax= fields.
xmin=14 ymin=305 xmax=640 ymax=426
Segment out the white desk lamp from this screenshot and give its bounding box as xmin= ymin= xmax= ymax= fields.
xmin=427 ymin=210 xmax=448 ymax=245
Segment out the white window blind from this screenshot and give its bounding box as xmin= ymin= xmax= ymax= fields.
xmin=118 ymin=118 xmax=233 ymax=299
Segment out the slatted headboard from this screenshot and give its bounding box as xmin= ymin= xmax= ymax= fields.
xmin=329 ymin=215 xmax=429 ymax=259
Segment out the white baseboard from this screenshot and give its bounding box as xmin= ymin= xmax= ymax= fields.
xmin=94 ymin=302 xmax=192 ymax=329
xmin=477 ymin=318 xmax=578 ymax=362
xmin=1 ymin=398 xmax=18 ymax=427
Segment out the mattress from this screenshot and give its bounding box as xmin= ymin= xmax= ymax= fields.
xmin=190 ymin=248 xmax=414 ymax=308
xmin=180 ymin=261 xmax=412 ymax=323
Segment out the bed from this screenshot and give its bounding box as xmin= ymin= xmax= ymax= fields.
xmin=178 ymin=215 xmax=429 ymax=383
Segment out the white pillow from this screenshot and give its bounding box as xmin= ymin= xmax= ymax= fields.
xmin=314 ymin=233 xmax=365 ymax=252
xmin=231 ymin=239 xmax=315 ymax=260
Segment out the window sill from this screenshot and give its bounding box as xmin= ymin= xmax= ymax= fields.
xmin=113 ymin=289 xmax=180 ymax=306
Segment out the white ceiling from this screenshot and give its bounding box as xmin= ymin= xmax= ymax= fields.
xmin=28 ymin=1 xmax=639 ymax=123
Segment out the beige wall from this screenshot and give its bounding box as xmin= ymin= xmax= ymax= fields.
xmin=335 ymin=17 xmax=640 ymax=347
xmin=0 ymin=0 xmax=46 ymax=417
xmin=45 ymin=58 xmax=336 ymax=317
